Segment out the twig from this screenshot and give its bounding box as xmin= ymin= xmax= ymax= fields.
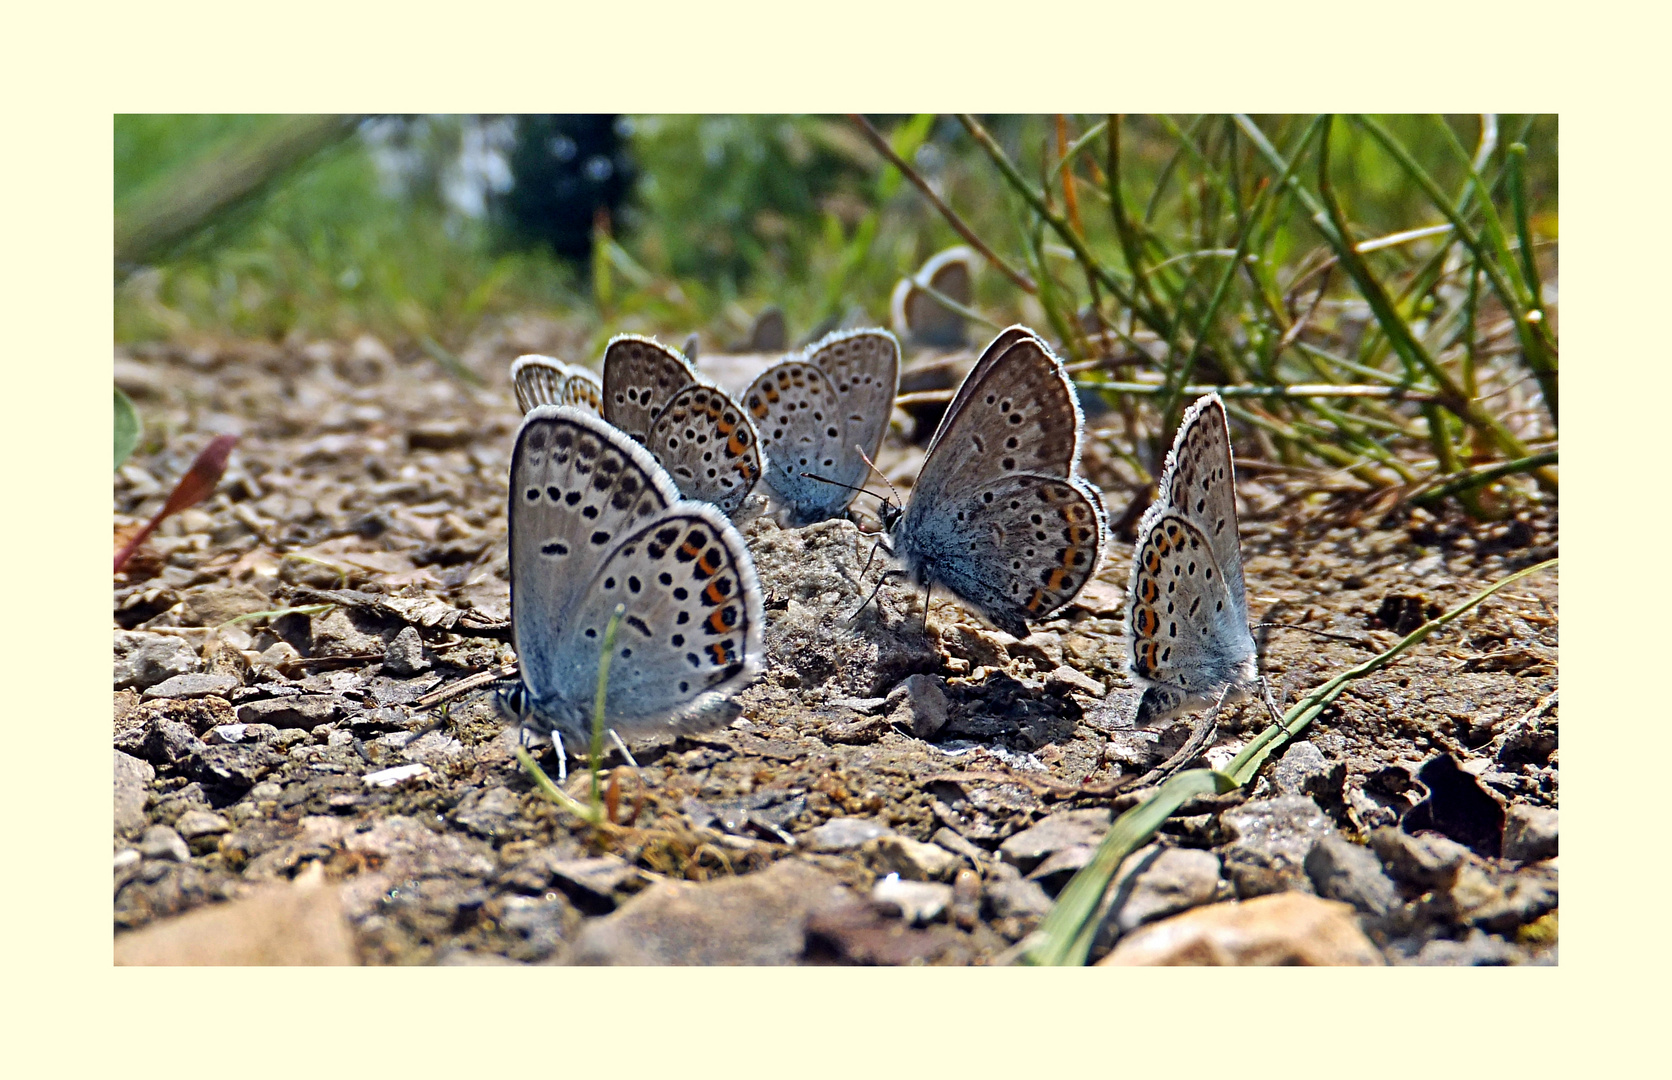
xmin=847 ymin=114 xmax=1037 ymax=295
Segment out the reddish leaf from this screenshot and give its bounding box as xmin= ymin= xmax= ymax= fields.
xmin=114 ymin=434 xmax=239 ymax=574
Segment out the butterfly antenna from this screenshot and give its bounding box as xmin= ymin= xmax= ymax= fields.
xmin=854 ymin=444 xmax=903 ymax=513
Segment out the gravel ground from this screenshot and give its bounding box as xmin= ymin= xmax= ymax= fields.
xmin=112 ymin=318 xmax=1557 ymax=965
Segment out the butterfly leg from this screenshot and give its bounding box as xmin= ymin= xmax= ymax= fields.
xmin=606 ymin=728 xmax=641 ymax=769
xmin=551 ymin=731 xmax=568 ymax=784
xmin=848 ymin=567 xmax=907 ymax=624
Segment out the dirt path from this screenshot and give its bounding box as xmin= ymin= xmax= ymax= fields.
xmin=113 ymin=324 xmax=1557 ymax=965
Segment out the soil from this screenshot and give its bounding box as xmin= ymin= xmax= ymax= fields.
xmin=112 ymin=318 xmax=1558 ymax=965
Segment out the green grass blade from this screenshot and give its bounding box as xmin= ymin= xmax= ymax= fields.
xmin=1020 ymin=768 xmax=1236 ymax=966
xmin=1024 ymin=557 xmax=1555 ymax=965
xmin=1224 ymin=557 xmax=1556 ymax=784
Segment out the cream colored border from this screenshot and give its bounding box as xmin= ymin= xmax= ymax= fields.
xmin=6 ymin=0 xmax=1656 ymax=1073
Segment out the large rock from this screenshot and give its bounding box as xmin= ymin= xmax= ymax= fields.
xmin=114 ymin=874 xmax=356 ymax=965
xmin=1098 ymin=893 xmax=1383 ymax=966
xmin=114 ymin=750 xmax=154 ymax=836
xmin=568 ymin=859 xmax=858 ymax=965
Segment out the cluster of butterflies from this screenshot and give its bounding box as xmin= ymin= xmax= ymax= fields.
xmin=496 ymin=322 xmax=1259 ymax=761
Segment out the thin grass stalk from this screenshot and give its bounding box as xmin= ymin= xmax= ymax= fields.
xmin=1224 ymin=401 xmax=1389 ymax=482
xmin=1024 ymin=217 xmax=1083 ymax=361
xmin=1315 ymin=119 xmax=1543 ymax=481
xmin=847 ymin=114 xmax=1038 ymax=296
xmin=1142 ymin=115 xmax=1206 ymax=225
xmin=1506 ymin=143 xmax=1556 ymax=357
xmin=1225 ymin=557 xmax=1556 ymax=783
xmin=1356 ymin=116 xmax=1557 ymax=425
xmin=957 ymin=114 xmax=1165 ymax=338
xmin=1411 ymin=449 xmax=1557 ymax=507
xmin=1106 ymin=115 xmax=1168 ymax=320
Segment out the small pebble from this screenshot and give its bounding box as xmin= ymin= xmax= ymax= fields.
xmin=362 ymin=763 xmax=431 ymax=788
xmin=872 ymin=875 xmax=953 ymax=925
xmin=138 ymin=825 xmax=190 ymax=863
xmin=803 ymin=817 xmax=896 ymax=853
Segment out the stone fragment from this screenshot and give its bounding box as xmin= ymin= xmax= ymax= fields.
xmin=1098 ymin=893 xmax=1383 ymax=966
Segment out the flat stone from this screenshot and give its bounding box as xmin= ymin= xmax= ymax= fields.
xmin=138 ymin=824 xmax=190 ymax=863
xmin=1106 ymin=845 xmax=1224 ymax=935
xmin=548 ymin=855 xmax=638 ymax=905
xmin=803 ymin=817 xmax=896 ymax=853
xmin=114 ymin=877 xmax=356 ymax=965
xmin=872 ymin=876 xmax=954 ymax=925
xmin=1305 ymin=835 xmax=1398 ymax=916
xmin=237 ymin=694 xmax=340 ymax=728
xmin=1501 ymin=804 xmax=1558 ymax=862
xmin=861 ymin=835 xmax=961 ymax=882
xmin=1044 ymin=665 xmax=1104 ymax=698
xmin=828 ymin=696 xmax=888 ymax=715
xmin=1409 ymin=928 xmax=1530 ymax=966
xmin=1099 ymin=893 xmax=1384 ymax=966
xmin=113 ymin=750 xmax=154 ymax=836
xmin=114 ymin=632 xmax=203 ymax=690
xmin=885 ymin=674 xmax=950 ymax=739
xmin=999 ymin=808 xmax=1112 ymax=873
xmin=383 ymin=626 xmax=431 ymax=676
xmin=929 ymin=826 xmax=987 ymax=867
xmin=118 ymin=714 xmax=206 ymax=768
xmin=362 ymin=763 xmax=431 ymax=788
xmin=179 ymin=584 xmax=271 ymax=628
xmin=1272 ymin=741 xmax=1345 ymax=803
xmin=568 ymin=859 xmax=856 ymax=965
xmin=1369 ymin=826 xmax=1470 ymax=888
xmin=985 ymin=876 xmax=1053 ymax=920
xmin=175 ymin=809 xmax=232 ymax=841
xmin=141 ymin=672 xmax=241 ymax=701
xmin=1220 ymin=796 xmax=1335 ymax=897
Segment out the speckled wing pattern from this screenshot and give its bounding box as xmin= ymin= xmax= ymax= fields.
xmin=505 ymin=407 xmax=763 ymax=745
xmin=1125 ymin=394 xmax=1257 ymax=725
xmin=744 ymin=328 xmax=899 ymax=525
xmin=644 ymin=383 xmax=762 ymax=517
xmin=601 ymin=334 xmax=761 ymax=517
xmin=510 ymin=355 xmax=603 ymax=416
xmin=888 ymin=326 xmax=1107 ymax=638
xmin=600 ymin=335 xmax=701 ymax=444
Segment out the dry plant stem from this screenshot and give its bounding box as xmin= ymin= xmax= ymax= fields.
xmin=1353 ymin=115 xmax=1557 ymax=427
xmin=1312 ymin=119 xmax=1546 ymax=487
xmin=413 ymin=665 xmax=519 ymax=710
xmin=847 ymin=114 xmax=1037 ymax=295
xmin=956 ymin=114 xmax=1163 ymax=337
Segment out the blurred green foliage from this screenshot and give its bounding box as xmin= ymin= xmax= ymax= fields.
xmin=115 ymin=114 xmax=1555 ymax=354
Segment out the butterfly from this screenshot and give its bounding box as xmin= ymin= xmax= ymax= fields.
xmin=876 ymin=325 xmax=1107 ymax=638
xmin=599 ymin=335 xmax=762 ymax=517
xmin=1125 ymin=393 xmax=1258 ymax=726
xmin=496 ymin=406 xmax=765 ymax=755
xmin=891 ymin=245 xmax=976 ymax=349
xmin=742 ymin=328 xmax=900 ymax=526
xmin=510 ymin=354 xmax=603 ymax=415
